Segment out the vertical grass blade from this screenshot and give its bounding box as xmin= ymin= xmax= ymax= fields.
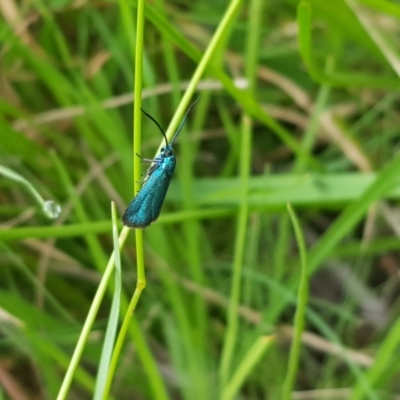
xmin=281 ymin=204 xmax=309 ymax=400
xmin=219 ymin=0 xmax=262 ymax=389
xmin=94 ymin=202 xmax=122 ymax=400
xmin=221 ymin=336 xmax=275 ymax=400
xmin=56 ymin=227 xmax=130 ymax=400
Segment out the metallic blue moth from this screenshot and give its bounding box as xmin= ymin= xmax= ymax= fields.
xmin=122 ymin=98 xmax=200 ymax=228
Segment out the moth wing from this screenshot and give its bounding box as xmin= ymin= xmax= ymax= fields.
xmin=122 ymin=187 xmax=148 ymax=227
xmin=143 ymin=169 xmax=174 ymax=222
xmin=122 ymin=163 xmax=174 ymax=228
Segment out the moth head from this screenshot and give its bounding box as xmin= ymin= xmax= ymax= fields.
xmin=161 ymin=145 xmax=174 ymax=157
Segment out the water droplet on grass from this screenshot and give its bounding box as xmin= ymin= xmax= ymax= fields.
xmin=43 ymin=200 xmax=61 ymax=219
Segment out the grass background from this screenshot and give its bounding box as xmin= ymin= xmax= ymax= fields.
xmin=1 ymin=0 xmax=400 ymax=399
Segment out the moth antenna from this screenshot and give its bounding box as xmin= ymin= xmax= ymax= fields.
xmin=140 ymin=108 xmax=168 ymax=145
xmin=170 ymin=97 xmax=201 ymax=145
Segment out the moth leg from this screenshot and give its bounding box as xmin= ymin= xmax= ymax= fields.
xmin=136 ymin=153 xmax=156 ymax=163
xmin=136 ymin=172 xmax=149 ymax=184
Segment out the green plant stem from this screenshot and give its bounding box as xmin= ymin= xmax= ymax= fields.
xmin=94 ymin=202 xmax=122 ymax=400
xmin=0 ymin=164 xmax=57 ymax=217
xmin=218 ymin=116 xmax=251 ymax=388
xmin=101 ymin=285 xmax=146 ymax=400
xmin=118 ymin=2 xmax=248 ymax=392
xmin=222 ymin=336 xmax=275 ymax=400
xmin=158 ymin=0 xmax=244 ymax=150
xmin=132 ymin=0 xmax=147 ymax=298
xmin=281 ymin=204 xmax=309 ymax=400
xmin=102 ymin=0 xmax=149 ymax=397
xmin=219 ymin=0 xmax=261 ymax=389
xmin=56 ymin=227 xmax=130 ymax=400
xmin=142 ymin=2 xmax=320 ymax=167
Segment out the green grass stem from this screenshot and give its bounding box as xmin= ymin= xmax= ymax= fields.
xmin=219 ymin=0 xmax=262 ymax=389
xmin=281 ymin=204 xmax=309 ymax=399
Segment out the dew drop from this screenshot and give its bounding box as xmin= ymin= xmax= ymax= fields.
xmin=43 ymin=200 xmax=62 ymax=219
